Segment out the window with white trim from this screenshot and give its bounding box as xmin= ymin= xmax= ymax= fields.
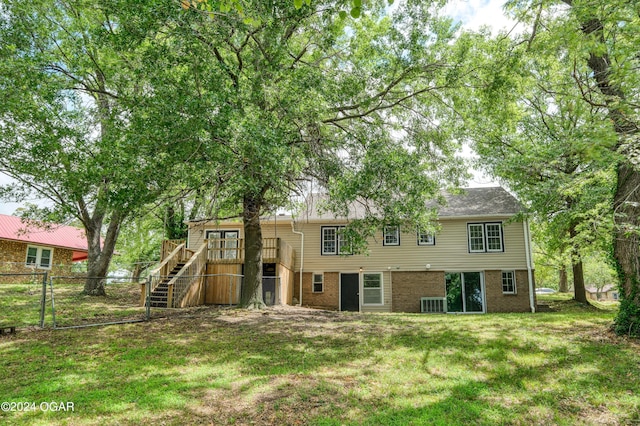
xmin=502 ymin=271 xmax=516 ymax=294
xmin=467 ymin=222 xmax=504 ymax=253
xmin=26 ymin=246 xmax=53 ymax=269
xmin=417 ymin=228 xmax=435 ymax=246
xmin=383 ymin=226 xmax=400 ymax=246
xmin=321 ymin=226 xmax=349 ymax=255
xmin=362 ymin=273 xmax=383 ymax=305
xmin=312 ymin=273 xmax=324 ymax=293
xmin=206 ymin=230 xmax=240 ymax=259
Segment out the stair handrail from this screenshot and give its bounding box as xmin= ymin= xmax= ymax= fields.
xmin=166 ymin=242 xmax=208 ymax=308
xmin=149 ymin=242 xmax=185 ymax=293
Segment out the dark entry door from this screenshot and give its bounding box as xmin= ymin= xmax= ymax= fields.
xmin=262 ymin=263 xmax=277 ymax=306
xmin=340 ymin=273 xmax=360 ymax=312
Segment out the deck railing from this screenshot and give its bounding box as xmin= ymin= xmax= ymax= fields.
xmin=205 ymin=238 xmax=281 ymax=262
xmin=166 ymin=242 xmax=208 ymax=308
xmin=147 ymin=242 xmax=195 ymax=294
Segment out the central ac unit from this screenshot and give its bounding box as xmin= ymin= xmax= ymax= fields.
xmin=420 ymin=297 xmax=447 ymax=313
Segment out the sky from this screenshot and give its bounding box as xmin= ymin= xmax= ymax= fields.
xmin=0 ymin=0 xmax=513 ymax=216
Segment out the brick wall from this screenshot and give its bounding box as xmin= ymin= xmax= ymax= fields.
xmin=295 ymin=272 xmax=339 ymax=310
xmin=391 ymin=271 xmax=445 ymax=313
xmin=484 ymin=269 xmax=534 ymax=313
xmin=0 ymin=239 xmax=79 ymax=282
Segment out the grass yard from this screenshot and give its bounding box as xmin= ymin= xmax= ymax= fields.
xmin=0 ymin=279 xmax=146 ymax=329
xmin=1 ymin=295 xmax=638 ymax=425
xmin=0 ymin=281 xmax=46 ymax=328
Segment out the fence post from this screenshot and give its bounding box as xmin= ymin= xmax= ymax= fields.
xmin=167 ymin=283 xmax=173 ymax=308
xmin=145 ymin=275 xmax=151 ymax=321
xmin=39 ymin=272 xmax=48 ymax=328
xmin=49 ymin=276 xmax=57 ymax=329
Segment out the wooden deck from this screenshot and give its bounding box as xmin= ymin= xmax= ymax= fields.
xmin=150 ymin=237 xmax=296 ymax=307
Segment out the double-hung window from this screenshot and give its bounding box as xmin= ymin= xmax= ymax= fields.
xmin=417 ymin=228 xmax=435 ymax=246
xmin=467 ymin=222 xmax=504 ymax=253
xmin=322 ymin=226 xmax=348 ymax=255
xmin=26 ymin=246 xmax=53 ymax=269
xmin=312 ymin=273 xmax=324 ymax=293
xmin=362 ymin=273 xmax=383 ymax=305
xmin=502 ymin=271 xmax=516 ymax=294
xmin=383 ymin=226 xmax=400 ymax=246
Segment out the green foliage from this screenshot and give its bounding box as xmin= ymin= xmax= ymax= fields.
xmin=476 ymin=0 xmax=640 ymax=335
xmin=111 ymin=214 xmax=164 ymax=279
xmin=0 ymin=0 xmax=206 ymax=289
xmin=615 ymin=291 xmax=640 ymax=337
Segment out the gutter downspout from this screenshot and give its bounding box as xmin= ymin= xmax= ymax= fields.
xmin=291 ymin=220 xmax=304 ymax=307
xmin=524 ymin=218 xmax=536 ymax=313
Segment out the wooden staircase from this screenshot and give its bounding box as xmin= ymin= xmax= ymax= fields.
xmin=149 ymin=263 xmax=185 ymax=308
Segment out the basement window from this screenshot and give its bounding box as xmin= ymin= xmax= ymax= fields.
xmin=313 ymin=273 xmax=324 ymax=293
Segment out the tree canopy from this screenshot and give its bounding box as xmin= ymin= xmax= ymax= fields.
xmin=457 ymin=0 xmax=639 ymax=335
xmin=0 ymin=0 xmax=202 ymax=293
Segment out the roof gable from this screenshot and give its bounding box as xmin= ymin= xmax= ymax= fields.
xmin=0 ymin=214 xmax=88 ymax=252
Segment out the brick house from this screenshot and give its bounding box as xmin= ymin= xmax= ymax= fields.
xmin=181 ymin=187 xmax=537 ymax=313
xmin=0 ymin=214 xmax=88 ymax=277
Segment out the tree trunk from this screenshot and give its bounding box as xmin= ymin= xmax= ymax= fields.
xmin=612 ymin=162 xmax=640 ymax=335
xmin=558 ymin=265 xmax=569 ymax=293
xmin=571 ymin=2 xmax=640 ymax=335
xmin=83 ymin=211 xmax=123 ymax=295
xmin=131 ymin=263 xmax=143 ymax=283
xmin=572 ymin=257 xmax=587 ymax=304
xmin=569 ymin=224 xmax=588 ymax=303
xmin=241 ymin=194 xmax=266 ymax=309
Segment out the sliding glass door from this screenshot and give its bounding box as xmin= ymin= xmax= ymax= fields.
xmin=445 ymin=272 xmax=485 ymax=313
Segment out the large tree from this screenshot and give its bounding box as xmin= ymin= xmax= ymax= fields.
xmin=458 ymin=28 xmax=616 ymax=303
xmin=467 ymin=0 xmax=639 ymax=334
xmin=0 ymin=0 xmax=201 ymax=294
xmin=159 ymin=0 xmax=468 ymax=308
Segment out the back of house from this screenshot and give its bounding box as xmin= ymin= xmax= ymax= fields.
xmin=186 ymin=187 xmax=536 ymax=314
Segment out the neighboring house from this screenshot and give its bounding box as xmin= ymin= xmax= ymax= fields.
xmin=0 ymin=214 xmax=88 ymax=277
xmin=586 ymin=284 xmax=619 ymax=302
xmin=173 ymin=187 xmax=536 ymax=313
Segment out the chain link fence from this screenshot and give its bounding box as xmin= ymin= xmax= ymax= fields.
xmin=2 ymin=271 xmax=284 ymax=331
xmin=0 ymin=272 xmax=48 ymax=331
xmin=49 ymin=275 xmax=148 ymax=329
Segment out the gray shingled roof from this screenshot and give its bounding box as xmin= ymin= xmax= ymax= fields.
xmin=436 ymin=187 xmax=522 ymax=217
xmin=297 ymin=187 xmax=522 ymax=221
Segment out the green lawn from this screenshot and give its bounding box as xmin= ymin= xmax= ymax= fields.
xmin=1 ymin=296 xmax=638 ymax=425
xmin=1 ymin=280 xmax=145 ymax=329
xmin=0 ymin=281 xmax=45 ymax=328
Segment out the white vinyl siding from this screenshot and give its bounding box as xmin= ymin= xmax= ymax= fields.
xmin=188 ymin=217 xmax=528 ymax=280
xmin=362 ymin=273 xmax=383 ymax=305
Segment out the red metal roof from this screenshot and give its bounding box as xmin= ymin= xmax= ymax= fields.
xmin=0 ymin=214 xmax=88 ymax=260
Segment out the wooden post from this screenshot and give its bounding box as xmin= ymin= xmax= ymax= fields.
xmin=140 ymin=283 xmax=146 ymax=307
xmin=167 ymin=283 xmax=173 ymax=308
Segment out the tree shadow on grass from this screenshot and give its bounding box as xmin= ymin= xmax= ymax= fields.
xmin=1 ymin=309 xmax=639 ymax=425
